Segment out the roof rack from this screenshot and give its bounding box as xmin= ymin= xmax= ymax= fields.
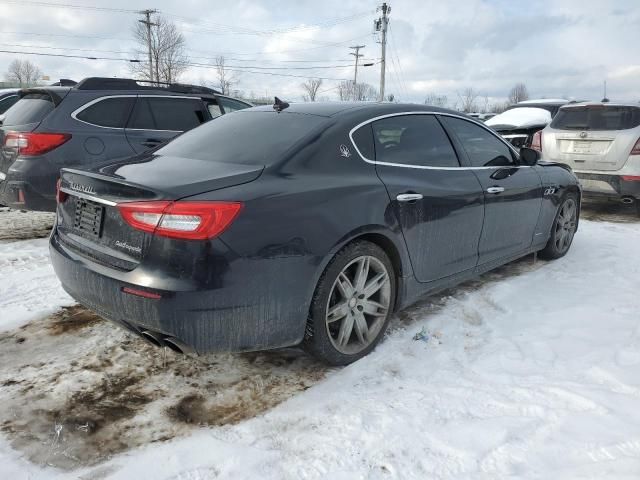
xmin=74 ymin=77 xmax=221 ymax=95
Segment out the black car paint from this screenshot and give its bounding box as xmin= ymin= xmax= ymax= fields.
xmin=49 ymin=103 xmax=581 ymax=355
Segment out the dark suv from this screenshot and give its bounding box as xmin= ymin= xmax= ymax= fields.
xmin=0 ymin=77 xmax=251 ymax=211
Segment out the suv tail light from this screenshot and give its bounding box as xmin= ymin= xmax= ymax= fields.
xmin=630 ymin=137 xmax=640 ymax=156
xmin=530 ymin=130 xmax=543 ymax=152
xmin=4 ymin=132 xmax=71 ymax=156
xmin=118 ymin=201 xmax=243 ymax=240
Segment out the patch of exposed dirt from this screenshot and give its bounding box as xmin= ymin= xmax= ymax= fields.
xmin=0 ymin=306 xmax=328 ymax=470
xmin=46 ymin=305 xmax=104 ymax=335
xmin=580 ymin=199 xmax=639 ymax=223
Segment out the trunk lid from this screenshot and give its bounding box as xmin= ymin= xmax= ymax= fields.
xmin=56 ymin=157 xmax=263 ymax=270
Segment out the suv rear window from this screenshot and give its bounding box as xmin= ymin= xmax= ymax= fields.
xmin=2 ymin=93 xmax=54 ymax=126
xmin=76 ymin=97 xmax=135 ymax=128
xmin=551 ymin=106 xmax=640 ymax=131
xmin=156 ymin=111 xmax=328 ymax=165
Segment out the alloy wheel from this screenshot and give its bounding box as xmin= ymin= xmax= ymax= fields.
xmin=554 ymin=198 xmax=577 ymax=253
xmin=325 ymin=255 xmax=392 ymax=355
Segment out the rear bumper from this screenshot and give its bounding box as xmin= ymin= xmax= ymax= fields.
xmin=49 ymin=231 xmax=311 ymax=354
xmin=575 ymin=172 xmax=640 ymax=200
xmin=0 ymin=156 xmax=58 ymax=211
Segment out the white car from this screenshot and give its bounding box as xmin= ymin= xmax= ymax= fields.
xmin=533 ymin=102 xmax=640 ymax=215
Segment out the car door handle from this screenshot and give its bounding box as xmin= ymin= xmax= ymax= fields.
xmin=486 ymin=186 xmax=505 ymax=194
xmin=142 ymin=139 xmax=163 ymax=148
xmin=396 ymin=193 xmax=423 ymax=202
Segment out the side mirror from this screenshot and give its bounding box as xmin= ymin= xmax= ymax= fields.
xmin=520 ymin=147 xmax=540 ymax=166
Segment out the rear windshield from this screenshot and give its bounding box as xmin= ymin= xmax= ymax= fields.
xmin=551 ymin=106 xmax=640 ymax=131
xmin=2 ymin=93 xmax=55 ymax=126
xmin=156 ymin=110 xmax=329 ymax=165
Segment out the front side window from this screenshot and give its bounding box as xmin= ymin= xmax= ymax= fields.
xmin=76 ymin=97 xmax=135 ymax=128
xmin=441 ymin=116 xmax=515 ymax=167
xmin=127 ymin=97 xmax=206 ymax=131
xmin=371 ymin=114 xmax=459 ymax=167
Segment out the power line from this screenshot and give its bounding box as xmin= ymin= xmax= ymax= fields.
xmin=0 ymin=0 xmax=138 ymax=12
xmin=388 ymin=24 xmax=410 ymax=99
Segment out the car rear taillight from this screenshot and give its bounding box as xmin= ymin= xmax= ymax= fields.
xmin=4 ymin=132 xmax=71 ymax=156
xmin=621 ymin=176 xmax=640 ymax=182
xmin=530 ymin=130 xmax=543 ymax=152
xmin=630 ymin=137 xmax=640 ymax=156
xmin=55 ymin=178 xmax=68 ymax=203
xmin=118 ymin=201 xmax=243 ymax=240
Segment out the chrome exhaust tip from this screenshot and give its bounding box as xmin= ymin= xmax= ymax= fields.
xmin=140 ymin=330 xmax=165 ymax=348
xmin=621 ymin=196 xmax=635 ymax=205
xmin=163 ymin=336 xmax=195 ymax=355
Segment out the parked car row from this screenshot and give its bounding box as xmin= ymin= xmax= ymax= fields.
xmin=0 ymin=77 xmax=252 ymax=211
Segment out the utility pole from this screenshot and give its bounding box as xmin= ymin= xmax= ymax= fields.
xmin=374 ymin=3 xmax=390 ymax=102
xmin=138 ymin=9 xmax=158 ymax=83
xmin=349 ymin=45 xmax=365 ymax=100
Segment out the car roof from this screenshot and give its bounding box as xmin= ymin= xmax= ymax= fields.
xmin=560 ymin=101 xmax=640 ymax=109
xmin=250 ymin=101 xmax=456 ymax=118
xmin=0 ymin=88 xmax=19 ymax=95
xmin=518 ymin=99 xmax=569 ymax=105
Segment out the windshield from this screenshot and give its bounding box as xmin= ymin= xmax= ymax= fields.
xmin=550 ymin=106 xmax=640 ymax=131
xmin=156 ymin=110 xmax=330 ymax=165
xmin=2 ymin=93 xmax=55 ymax=126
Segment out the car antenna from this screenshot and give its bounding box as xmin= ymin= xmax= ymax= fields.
xmin=273 ymin=96 xmax=290 ymax=113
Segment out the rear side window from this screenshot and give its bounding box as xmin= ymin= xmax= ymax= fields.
xmin=351 ymin=124 xmax=375 ymax=159
xmin=127 ymin=97 xmax=206 ymax=131
xmin=75 ymin=97 xmax=135 ymax=128
xmin=371 ymin=114 xmax=459 ymax=167
xmin=2 ymin=93 xmax=54 ymax=126
xmin=0 ymin=95 xmax=18 ymax=114
xmin=219 ymin=97 xmax=249 ymax=113
xmin=156 ymin=111 xmax=328 ymax=165
xmin=551 ymin=106 xmax=640 ymax=131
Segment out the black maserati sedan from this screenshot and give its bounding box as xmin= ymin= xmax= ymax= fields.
xmin=50 ymin=101 xmax=581 ymax=365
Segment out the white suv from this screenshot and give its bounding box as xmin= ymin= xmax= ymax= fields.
xmin=534 ymin=102 xmax=640 ymax=215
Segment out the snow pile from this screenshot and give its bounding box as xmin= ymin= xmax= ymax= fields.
xmin=1 ymin=220 xmax=640 ymax=479
xmin=486 ymin=107 xmax=552 ymax=129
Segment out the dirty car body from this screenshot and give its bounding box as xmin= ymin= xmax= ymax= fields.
xmin=49 ymin=103 xmax=581 ymax=362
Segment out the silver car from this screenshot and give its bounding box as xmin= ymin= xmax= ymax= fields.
xmin=535 ymin=102 xmax=640 ymax=215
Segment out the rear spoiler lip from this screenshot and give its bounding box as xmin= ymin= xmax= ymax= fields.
xmin=18 ymin=87 xmax=72 ymax=106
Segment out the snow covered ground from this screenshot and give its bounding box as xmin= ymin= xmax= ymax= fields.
xmin=1 ymin=208 xmax=639 ymax=479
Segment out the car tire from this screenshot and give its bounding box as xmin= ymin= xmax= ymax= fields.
xmin=302 ymin=241 xmax=396 ymax=366
xmin=539 ymin=193 xmax=579 ymax=260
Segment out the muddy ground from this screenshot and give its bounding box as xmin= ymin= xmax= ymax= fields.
xmin=0 ymin=200 xmax=637 ymax=471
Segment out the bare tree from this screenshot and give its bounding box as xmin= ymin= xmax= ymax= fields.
xmin=301 ymin=78 xmax=323 ymax=102
xmin=424 ymin=93 xmax=448 ymax=108
xmin=338 ymin=81 xmax=377 ymax=101
xmin=508 ymin=83 xmax=529 ymax=104
xmin=457 ymin=87 xmax=478 ymax=113
xmin=131 ymin=14 xmax=189 ymax=83
xmin=6 ymin=59 xmax=42 ymax=87
xmin=214 ymin=56 xmax=238 ymax=95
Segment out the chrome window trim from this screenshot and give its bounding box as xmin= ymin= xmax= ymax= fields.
xmin=348 ymin=111 xmax=527 ymax=171
xmin=71 ymin=94 xmax=205 ymax=132
xmin=60 ymin=187 xmax=117 ymax=206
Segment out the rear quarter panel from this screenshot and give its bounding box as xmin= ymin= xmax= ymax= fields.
xmin=183 ymin=119 xmax=412 ymax=343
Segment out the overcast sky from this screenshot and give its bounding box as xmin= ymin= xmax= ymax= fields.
xmin=0 ymin=0 xmax=638 ymax=106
